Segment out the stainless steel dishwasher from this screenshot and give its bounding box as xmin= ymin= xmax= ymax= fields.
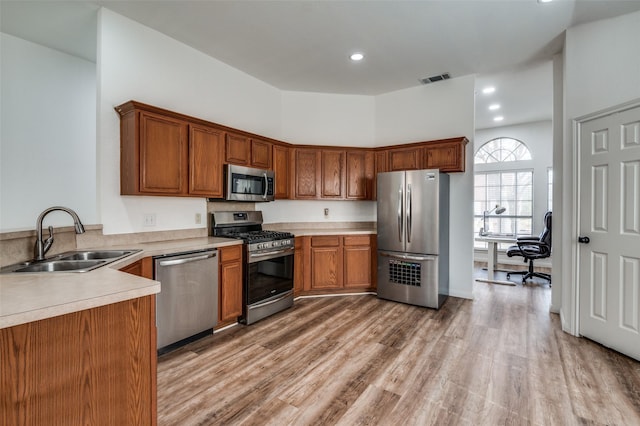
xmin=154 ymin=249 xmax=218 ymax=354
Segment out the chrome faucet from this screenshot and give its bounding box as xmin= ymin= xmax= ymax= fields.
xmin=34 ymin=206 xmax=85 ymax=261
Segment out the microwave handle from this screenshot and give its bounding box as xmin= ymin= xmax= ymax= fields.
xmin=263 ymin=172 xmax=268 ymax=199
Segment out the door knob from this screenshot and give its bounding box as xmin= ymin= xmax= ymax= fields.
xmin=578 ymin=236 xmax=590 ymax=244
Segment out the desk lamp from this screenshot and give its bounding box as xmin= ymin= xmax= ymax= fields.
xmin=479 ymin=204 xmax=506 ymax=236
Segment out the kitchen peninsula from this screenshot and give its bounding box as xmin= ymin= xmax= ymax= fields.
xmin=0 ymin=236 xmax=241 ymax=425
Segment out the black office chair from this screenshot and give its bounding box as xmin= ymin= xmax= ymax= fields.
xmin=506 ymin=211 xmax=552 ymax=285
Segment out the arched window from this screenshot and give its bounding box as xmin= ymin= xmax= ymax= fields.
xmin=474 ymin=137 xmax=531 ymax=164
xmin=474 ymin=137 xmax=534 ymax=245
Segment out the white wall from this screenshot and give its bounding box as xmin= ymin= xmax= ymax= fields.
xmin=0 ymin=33 xmax=96 ymax=231
xmin=375 ymin=76 xmax=476 ymax=299
xmin=281 ymin=91 xmax=375 ymax=147
xmin=261 ymin=200 xmax=376 ymax=224
xmin=97 ymin=8 xmax=283 ymax=234
xmin=475 ymin=120 xmax=553 ymax=236
xmin=560 ymin=10 xmax=640 ymax=333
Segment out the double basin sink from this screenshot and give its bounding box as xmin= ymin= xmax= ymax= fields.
xmin=1 ymin=249 xmax=141 ymax=273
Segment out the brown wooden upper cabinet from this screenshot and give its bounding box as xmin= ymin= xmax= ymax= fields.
xmin=273 ymin=144 xmax=290 ymax=199
xmin=423 ymin=139 xmax=466 ymax=173
xmin=250 ymin=138 xmax=272 ymax=169
xmin=189 ymin=124 xmax=225 ymax=197
xmin=225 ymin=133 xmax=272 ymax=170
xmin=321 ymin=150 xmax=345 ymax=199
xmin=225 ymin=132 xmax=250 ymax=166
xmin=118 ymin=105 xmax=189 ymax=196
xmin=346 ymin=150 xmax=374 ymax=200
xmin=293 ymin=148 xmax=321 ymax=199
xmin=387 ymin=146 xmax=423 ymax=171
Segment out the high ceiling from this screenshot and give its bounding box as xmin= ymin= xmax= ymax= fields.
xmin=3 ymin=0 xmax=640 ymax=129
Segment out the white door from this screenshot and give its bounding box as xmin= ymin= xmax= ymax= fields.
xmin=578 ymin=104 xmax=640 ymax=361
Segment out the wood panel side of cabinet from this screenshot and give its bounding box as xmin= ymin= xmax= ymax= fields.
xmin=321 ymin=150 xmax=345 ymax=198
xmin=273 ymin=144 xmax=290 ymax=199
xmin=346 ymin=150 xmax=374 ymax=200
xmin=218 ymin=245 xmax=243 ymax=326
xmin=119 ymin=257 xmax=153 ymax=279
xmin=189 ymin=124 xmax=225 ymax=197
xmin=250 ymin=139 xmax=272 ymax=169
xmin=139 ymin=111 xmax=189 ymax=194
xmin=388 ymin=147 xmax=422 ymax=171
xmin=294 ymin=236 xmax=306 ymax=296
xmin=0 ymin=297 xmax=157 ymax=426
xmin=293 ymin=149 xmax=321 ymax=199
xmin=225 ymin=132 xmax=250 ymax=166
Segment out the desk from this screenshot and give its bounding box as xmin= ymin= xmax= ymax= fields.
xmin=475 ymin=234 xmax=517 ymax=286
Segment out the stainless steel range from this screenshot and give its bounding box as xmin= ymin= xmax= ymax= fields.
xmin=211 ymin=211 xmax=294 ymax=325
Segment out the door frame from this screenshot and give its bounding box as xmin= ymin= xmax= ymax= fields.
xmin=569 ymin=98 xmax=640 ymax=337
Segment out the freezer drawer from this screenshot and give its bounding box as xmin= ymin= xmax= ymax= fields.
xmin=376 ymin=251 xmax=447 ymax=309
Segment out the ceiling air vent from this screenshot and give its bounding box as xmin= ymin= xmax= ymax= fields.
xmin=419 ymin=73 xmax=451 ymax=84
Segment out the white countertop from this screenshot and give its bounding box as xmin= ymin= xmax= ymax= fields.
xmin=0 ymin=237 xmax=242 ymax=329
xmin=275 ymin=227 xmax=376 ymax=236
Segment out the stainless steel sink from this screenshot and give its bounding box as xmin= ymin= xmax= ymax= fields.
xmin=58 ymin=250 xmax=137 ymax=261
xmin=14 ymin=260 xmax=107 ymax=273
xmin=1 ymin=249 xmax=141 ymax=273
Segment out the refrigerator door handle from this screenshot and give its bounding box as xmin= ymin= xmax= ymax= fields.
xmin=397 ymin=185 xmax=403 ymax=243
xmin=406 ymin=183 xmax=412 ymax=243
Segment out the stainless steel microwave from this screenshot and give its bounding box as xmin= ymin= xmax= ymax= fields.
xmin=226 ymin=164 xmax=275 ymax=202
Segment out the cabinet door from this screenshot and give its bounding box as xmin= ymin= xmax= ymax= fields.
xmin=388 ymin=147 xmax=422 ymax=171
xmin=139 ymin=111 xmax=188 ymax=194
xmin=273 ymin=144 xmax=290 ymax=199
xmin=219 ymin=246 xmax=243 ymax=324
xmin=250 ymin=138 xmax=272 ymax=169
xmin=225 ymin=132 xmax=250 ymax=165
xmin=321 ymin=150 xmax=345 ymax=199
xmin=424 ymin=142 xmax=465 ymax=172
xmin=310 ymin=236 xmax=343 ymax=289
xmin=343 ymin=236 xmax=372 ymax=289
xmin=346 ymin=150 xmax=374 ymax=200
xmin=189 ymin=125 xmax=224 ymax=197
xmin=294 ymin=148 xmax=320 ymax=199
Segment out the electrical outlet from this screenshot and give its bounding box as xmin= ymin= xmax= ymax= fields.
xmin=143 ymin=213 xmax=156 ymax=227
xmin=324 ymin=208 xmax=329 ymax=217
xmin=195 ymin=213 xmax=202 ymax=224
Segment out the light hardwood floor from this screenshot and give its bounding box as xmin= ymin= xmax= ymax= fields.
xmin=158 ymin=283 xmax=640 ymax=425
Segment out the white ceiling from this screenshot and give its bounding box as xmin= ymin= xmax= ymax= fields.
xmin=2 ymin=0 xmax=640 ymax=130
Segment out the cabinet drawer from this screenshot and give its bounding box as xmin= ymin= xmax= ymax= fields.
xmin=220 ymin=245 xmax=242 ymax=263
xmin=343 ymin=235 xmax=371 ymax=246
xmin=311 ymin=236 xmax=340 ymax=247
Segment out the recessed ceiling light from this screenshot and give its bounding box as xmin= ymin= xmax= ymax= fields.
xmin=350 ymin=52 xmax=364 ymax=61
xmin=482 ymin=87 xmax=496 ymax=94
xmin=489 ymin=104 xmax=501 ymax=111
xmin=538 ymin=0 xmax=553 ymax=3
xmin=493 ymin=116 xmax=504 ymax=122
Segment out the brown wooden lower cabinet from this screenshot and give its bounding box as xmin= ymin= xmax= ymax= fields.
xmin=301 ymin=234 xmax=375 ymax=294
xmin=0 ymin=296 xmax=157 ymax=426
xmin=217 ymin=245 xmax=243 ymax=327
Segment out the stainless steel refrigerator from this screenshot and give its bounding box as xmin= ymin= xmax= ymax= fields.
xmin=376 ymin=169 xmax=449 ymax=309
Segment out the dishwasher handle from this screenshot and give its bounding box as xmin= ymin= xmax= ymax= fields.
xmin=158 ymin=252 xmax=216 ymax=267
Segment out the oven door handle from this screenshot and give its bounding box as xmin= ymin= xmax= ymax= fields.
xmin=248 ymin=247 xmax=294 ymax=262
xmin=248 ymin=290 xmax=293 ymax=310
